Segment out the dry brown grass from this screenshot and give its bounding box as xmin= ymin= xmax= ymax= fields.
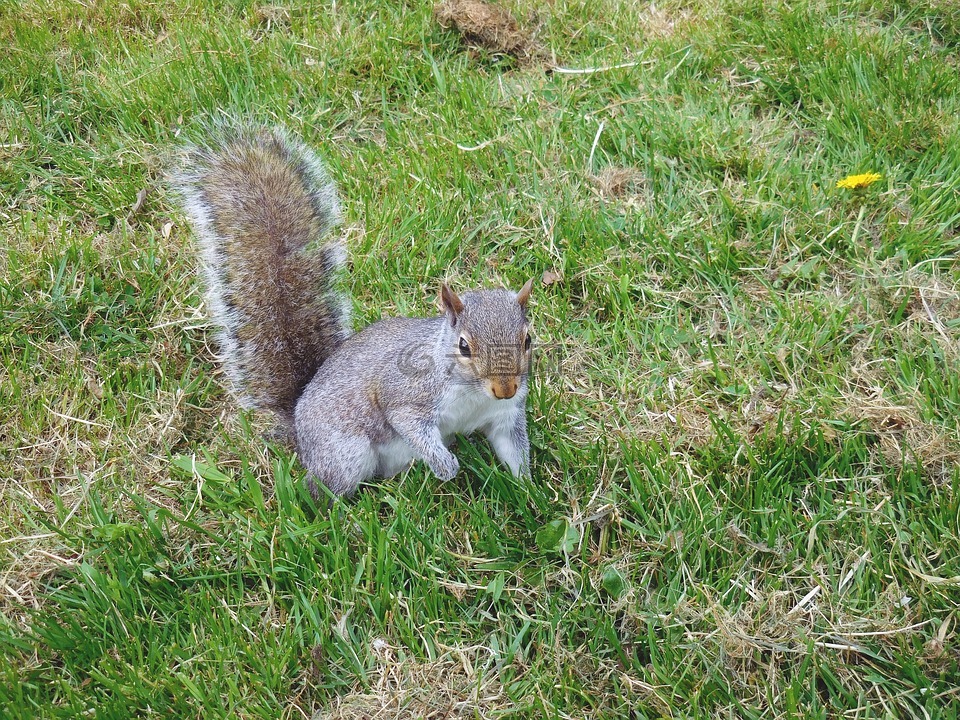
xmin=593 ymin=166 xmax=647 ymax=201
xmin=434 ymin=0 xmax=541 ymax=60
xmin=314 ymin=643 xmax=506 ymax=720
xmin=637 ymin=1 xmax=697 ymax=40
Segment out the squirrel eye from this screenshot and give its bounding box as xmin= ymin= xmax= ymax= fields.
xmin=524 ymin=335 xmax=532 ymax=351
xmin=458 ymin=337 xmax=472 ymax=358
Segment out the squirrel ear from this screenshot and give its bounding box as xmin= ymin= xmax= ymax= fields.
xmin=516 ymin=278 xmax=534 ymax=308
xmin=440 ymin=283 xmax=464 ymax=326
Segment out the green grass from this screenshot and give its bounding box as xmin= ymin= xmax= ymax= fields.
xmin=3 ymin=0 xmax=960 ymax=716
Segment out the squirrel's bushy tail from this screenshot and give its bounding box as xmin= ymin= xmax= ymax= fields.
xmin=172 ymin=123 xmax=350 ymax=422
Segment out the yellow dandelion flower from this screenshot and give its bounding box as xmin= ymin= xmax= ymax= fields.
xmin=836 ymin=172 xmax=882 ymax=190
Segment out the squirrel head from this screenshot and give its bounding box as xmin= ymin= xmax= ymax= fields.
xmin=440 ymin=280 xmax=533 ymax=400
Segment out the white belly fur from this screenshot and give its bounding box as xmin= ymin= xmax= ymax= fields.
xmin=375 ymin=437 xmax=417 ymax=477
xmin=374 ymin=386 xmax=519 ymax=478
xmin=438 ymin=384 xmax=519 ymax=441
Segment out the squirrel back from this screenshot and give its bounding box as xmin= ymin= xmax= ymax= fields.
xmin=172 ymin=124 xmax=350 ymax=422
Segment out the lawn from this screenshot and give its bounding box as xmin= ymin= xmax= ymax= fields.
xmin=2 ymin=0 xmax=960 ymax=717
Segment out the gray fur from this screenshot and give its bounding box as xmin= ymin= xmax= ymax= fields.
xmin=296 ymin=296 xmax=532 ymax=497
xmin=172 ymin=123 xmax=532 ymax=498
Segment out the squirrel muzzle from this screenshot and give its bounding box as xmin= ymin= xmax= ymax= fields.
xmin=488 ymin=376 xmax=519 ymax=400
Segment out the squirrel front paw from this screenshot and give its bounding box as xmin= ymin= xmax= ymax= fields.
xmin=433 ymin=454 xmax=460 ymax=482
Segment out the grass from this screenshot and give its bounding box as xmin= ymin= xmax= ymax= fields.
xmin=2 ymin=0 xmax=960 ymax=716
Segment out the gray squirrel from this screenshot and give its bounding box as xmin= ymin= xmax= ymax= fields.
xmin=172 ymin=123 xmax=533 ymax=498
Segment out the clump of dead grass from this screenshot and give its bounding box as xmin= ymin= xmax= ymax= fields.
xmin=838 ymin=380 xmax=959 ymax=484
xmin=638 ymin=1 xmax=699 ymax=40
xmin=698 ymin=576 xmax=935 ymax=703
xmin=593 ymin=166 xmax=647 ymax=201
xmin=840 ymin=264 xmax=960 ymax=482
xmin=252 ymin=4 xmax=291 ymax=31
xmin=434 ymin=0 xmax=541 ymax=60
xmin=714 ymin=590 xmax=814 ymax=673
xmin=314 ymin=642 xmax=507 ymax=720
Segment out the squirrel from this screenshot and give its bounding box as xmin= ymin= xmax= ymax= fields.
xmin=172 ymin=123 xmax=533 ymax=498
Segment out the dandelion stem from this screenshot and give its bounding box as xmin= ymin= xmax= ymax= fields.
xmin=851 ymin=204 xmax=867 ymax=247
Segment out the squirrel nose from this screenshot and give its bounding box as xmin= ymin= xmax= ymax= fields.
xmin=491 ymin=378 xmax=518 ymax=399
